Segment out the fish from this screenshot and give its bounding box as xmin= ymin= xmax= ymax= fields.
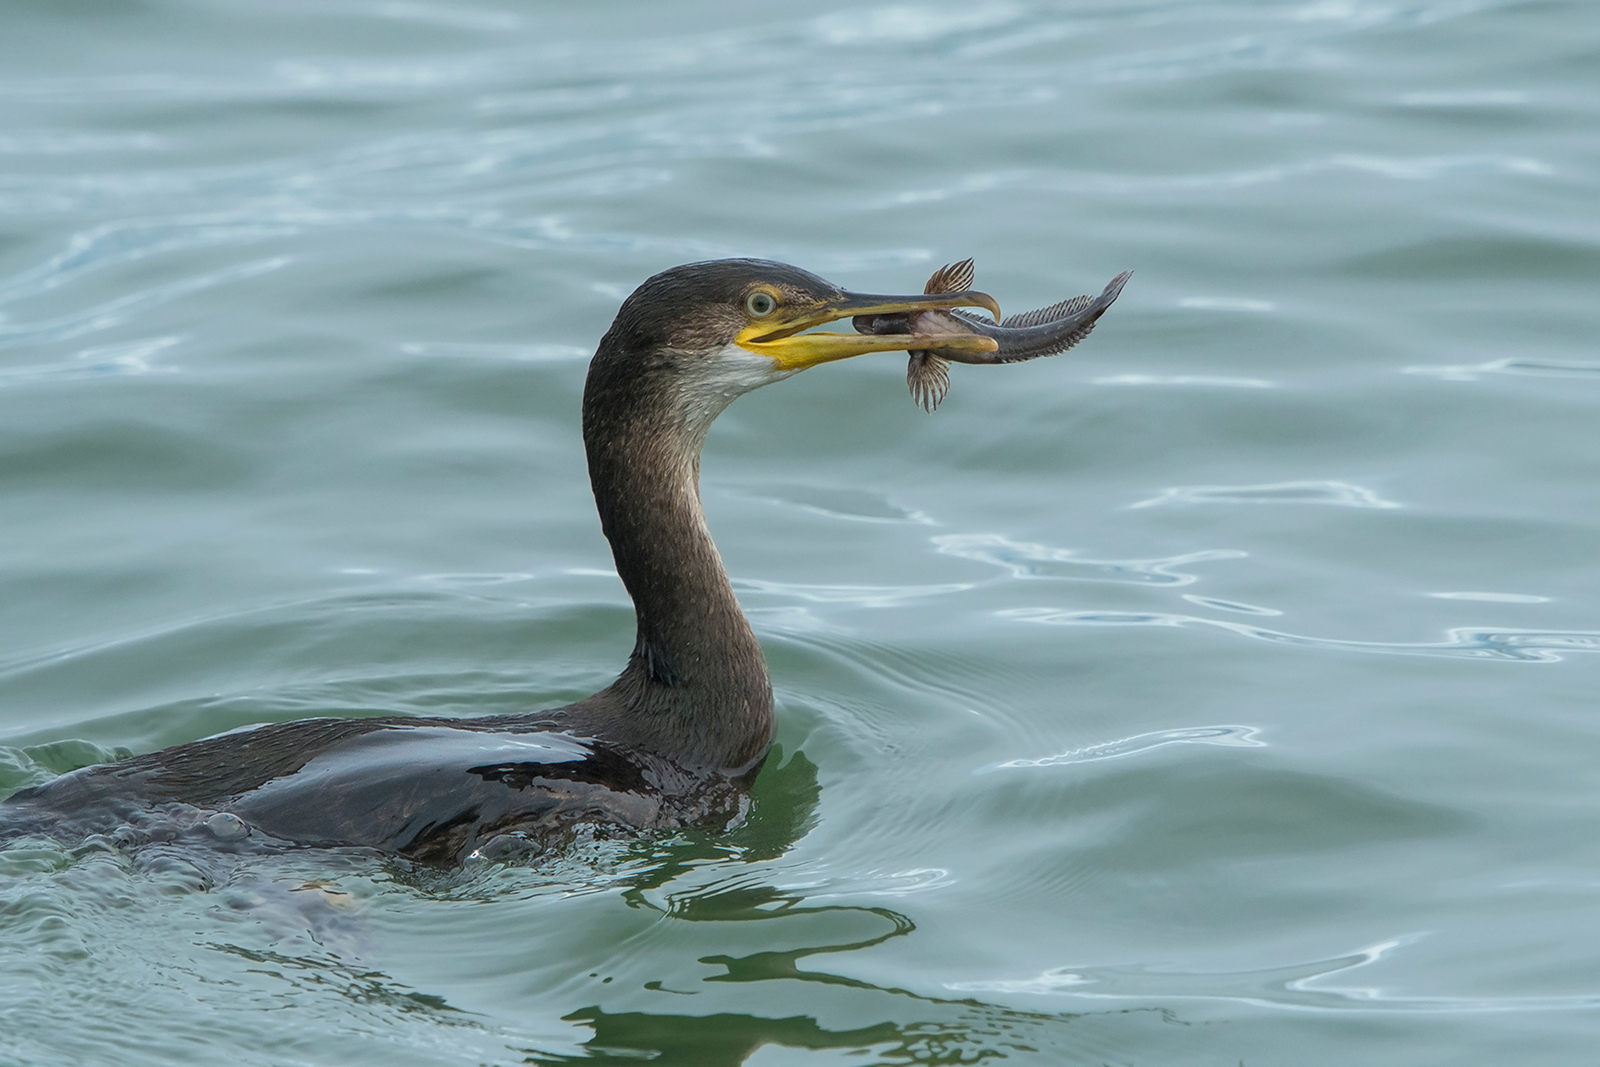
xmin=853 ymin=260 xmax=1133 ymax=412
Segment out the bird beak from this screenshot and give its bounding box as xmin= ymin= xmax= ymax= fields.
xmin=736 ymin=289 xmax=1003 ymax=370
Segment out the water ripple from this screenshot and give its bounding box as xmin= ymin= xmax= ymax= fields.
xmin=0 ymin=133 xmax=166 ymax=155
xmin=1130 ymin=480 xmax=1401 ymax=509
xmin=806 ymin=866 xmax=958 ymax=899
xmin=934 ymin=534 xmax=1245 ymax=585
xmin=0 ymin=257 xmax=290 ymax=349
xmin=1178 ymin=296 xmax=1275 ymax=312
xmin=1288 ymin=0 xmax=1496 ymax=29
xmin=1004 ymin=608 xmax=1600 ymax=662
xmin=398 ymin=341 xmax=590 ymax=363
xmin=1092 ymin=373 xmax=1276 ymax=388
xmin=733 ymin=577 xmax=973 ymax=607
xmin=1399 ymin=89 xmax=1529 ymax=107
xmin=1149 ymin=150 xmax=1553 ymax=186
xmin=1093 ymin=33 xmax=1339 ymax=84
xmin=946 ymin=933 xmax=1600 ymax=1013
xmin=992 ymin=725 xmax=1264 ymax=770
xmin=0 ymin=217 xmax=300 ymax=308
xmin=1427 ymin=591 xmax=1551 ymax=604
xmin=368 ymin=2 xmax=524 ymax=33
xmin=810 ymin=3 xmax=1024 ymax=45
xmin=1405 ymin=357 xmax=1600 ymax=381
xmin=878 ymin=151 xmax=1553 ymax=209
xmin=732 ymin=484 xmax=935 ymax=525
xmin=1181 ymin=595 xmax=1282 ymax=615
xmin=0 ymin=336 xmax=178 ymax=388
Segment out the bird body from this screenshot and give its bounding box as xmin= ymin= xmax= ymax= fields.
xmin=1 ymin=716 xmax=743 ymax=864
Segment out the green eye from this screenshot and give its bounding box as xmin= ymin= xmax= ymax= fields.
xmin=745 ymin=291 xmax=778 ymax=317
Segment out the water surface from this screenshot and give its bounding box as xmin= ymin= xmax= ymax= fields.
xmin=3 ymin=1 xmax=1599 ymax=1063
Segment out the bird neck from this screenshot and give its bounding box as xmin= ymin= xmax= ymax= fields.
xmin=576 ymin=369 xmax=774 ymax=774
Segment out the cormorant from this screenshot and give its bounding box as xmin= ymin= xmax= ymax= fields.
xmin=0 ymin=259 xmax=1017 ymax=864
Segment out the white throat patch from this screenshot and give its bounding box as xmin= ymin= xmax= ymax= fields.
xmin=672 ymin=342 xmax=799 ymax=439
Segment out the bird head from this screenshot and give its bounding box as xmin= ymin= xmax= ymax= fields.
xmin=585 ymin=258 xmax=1002 ymax=454
xmin=597 ymin=258 xmax=998 ymax=388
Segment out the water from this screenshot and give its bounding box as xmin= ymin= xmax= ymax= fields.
xmin=2 ymin=0 xmax=1597 ymax=1062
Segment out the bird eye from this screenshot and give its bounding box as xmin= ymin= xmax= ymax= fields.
xmin=745 ymin=291 xmax=778 ymax=318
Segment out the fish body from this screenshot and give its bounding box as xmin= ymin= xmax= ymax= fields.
xmin=904 ymin=258 xmax=975 ymax=412
xmin=855 ymin=262 xmax=1132 ymax=411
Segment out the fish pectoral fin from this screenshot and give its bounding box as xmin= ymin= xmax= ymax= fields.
xmin=907 ymin=351 xmax=952 ymax=412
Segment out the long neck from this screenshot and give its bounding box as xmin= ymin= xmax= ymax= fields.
xmin=574 ymin=360 xmax=774 ymax=773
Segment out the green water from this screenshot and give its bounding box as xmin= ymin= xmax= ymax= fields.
xmin=3 ymin=0 xmax=1599 ymax=1063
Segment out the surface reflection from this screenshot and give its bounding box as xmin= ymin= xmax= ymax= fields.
xmin=526 ymin=920 xmax=1136 ymax=1067
xmin=529 ymin=1008 xmax=948 ymax=1067
xmin=526 ymin=752 xmax=1115 ymax=1066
